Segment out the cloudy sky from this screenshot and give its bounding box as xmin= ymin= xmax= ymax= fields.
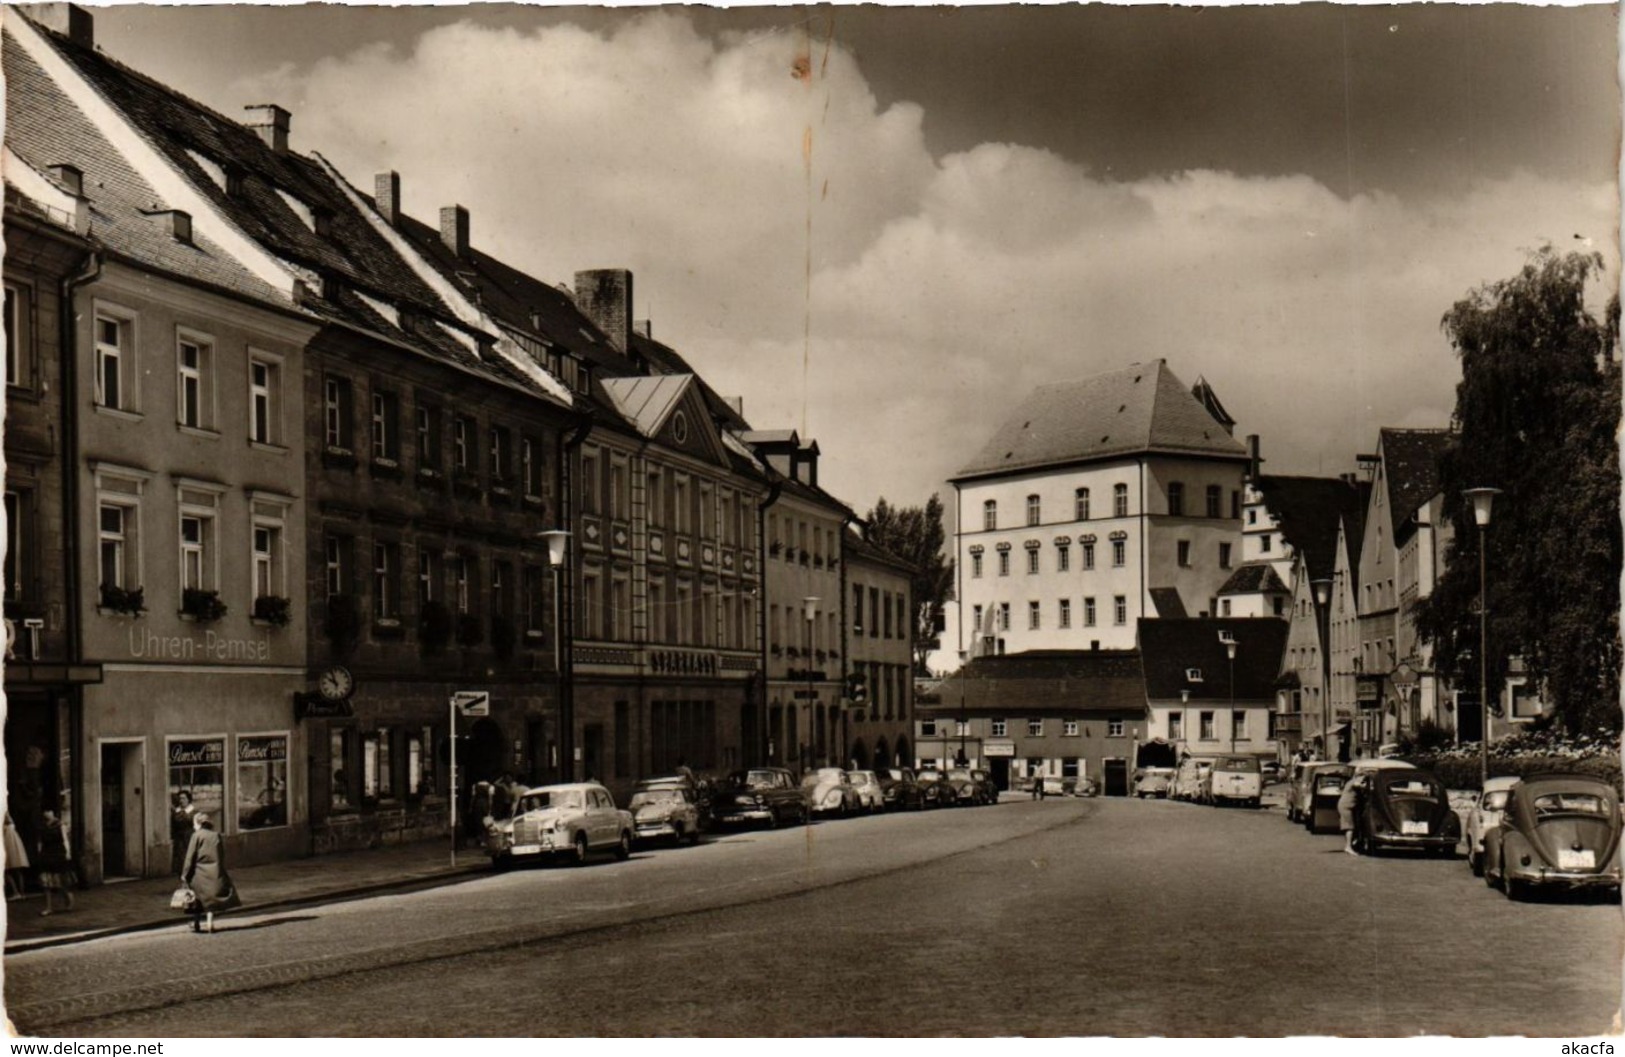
xmin=90 ymin=3 xmax=1619 ymax=516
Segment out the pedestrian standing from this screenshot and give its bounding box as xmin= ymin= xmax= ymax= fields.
xmin=180 ymin=812 xmax=240 ymax=933
xmin=35 ymin=809 xmax=74 ymax=916
xmin=1338 ymin=774 xmax=1368 ymax=856
xmin=170 ymin=789 xmax=196 ymax=875
xmin=4 ymin=808 xmax=31 ymax=900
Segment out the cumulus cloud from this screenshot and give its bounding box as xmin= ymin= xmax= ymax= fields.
xmin=241 ymin=12 xmax=1619 ymax=515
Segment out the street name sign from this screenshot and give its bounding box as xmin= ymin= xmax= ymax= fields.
xmin=453 ymin=690 xmax=490 ymax=716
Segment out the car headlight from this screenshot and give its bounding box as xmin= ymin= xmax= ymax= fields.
xmin=554 ymin=819 xmax=570 ymax=832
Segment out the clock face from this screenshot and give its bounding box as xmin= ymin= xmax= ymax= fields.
xmin=317 ymin=665 xmax=354 ymax=702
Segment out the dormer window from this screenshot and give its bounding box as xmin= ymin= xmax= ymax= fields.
xmin=186 ymin=150 xmax=228 ymax=192
xmin=1186 ymin=668 xmax=1204 ymax=682
xmin=275 ymin=188 xmax=316 ymax=231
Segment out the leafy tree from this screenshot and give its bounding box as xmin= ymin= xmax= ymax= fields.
xmin=865 ymin=493 xmax=955 ymax=676
xmin=1416 ymin=247 xmax=1620 ymax=736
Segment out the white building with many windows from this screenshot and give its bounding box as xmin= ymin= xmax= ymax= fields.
xmin=950 ymin=360 xmax=1249 ymax=658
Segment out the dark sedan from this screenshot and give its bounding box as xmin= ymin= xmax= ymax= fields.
xmin=709 ymin=767 xmax=810 ymax=828
xmin=1353 ymin=768 xmax=1461 ymax=856
xmin=878 ymin=767 xmax=925 ymax=811
xmin=1484 ymin=774 xmax=1622 ymax=900
xmin=914 ymin=768 xmax=959 ymax=808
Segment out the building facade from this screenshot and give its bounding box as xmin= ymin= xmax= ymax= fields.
xmin=843 ymin=529 xmax=915 ymax=772
xmin=1138 ymin=617 xmax=1286 ymax=764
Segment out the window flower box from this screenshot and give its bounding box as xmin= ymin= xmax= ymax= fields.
xmin=181 ymin=588 xmax=228 ymax=623
xmin=252 ymin=595 xmax=292 ymax=627
xmin=99 ymin=584 xmax=146 ymax=616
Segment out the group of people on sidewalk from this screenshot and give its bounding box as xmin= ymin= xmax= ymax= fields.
xmin=5 ymin=806 xmax=78 ymax=916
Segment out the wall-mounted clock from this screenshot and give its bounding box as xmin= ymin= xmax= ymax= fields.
xmin=317 ymin=665 xmax=355 ymax=702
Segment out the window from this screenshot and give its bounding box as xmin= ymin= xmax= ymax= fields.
xmin=324 ymin=535 xmax=351 ymax=599
xmin=1082 ymin=541 xmax=1095 ymax=569
xmin=971 ymin=551 xmax=983 ymax=578
xmin=452 ymin=555 xmax=471 ymax=614
xmin=1063 ymin=719 xmax=1079 ymax=737
xmin=524 ymin=566 xmax=545 ymax=635
xmin=649 ymin=470 xmax=666 ymax=528
xmin=1168 ymin=712 xmax=1184 ymax=740
xmin=249 ymin=355 xmax=277 ymax=443
xmin=176 ymin=487 xmax=222 ymax=594
xmin=673 ymin=476 xmax=689 ymax=532
xmin=1167 ymin=482 xmax=1184 ymax=517
xmin=983 ymin=500 xmax=997 ymax=531
xmin=236 ymin=734 xmax=288 ymax=829
xmin=489 ymin=426 xmax=512 ymax=483
xmin=493 ymin=562 xmax=514 ymax=620
xmin=1026 ymin=494 xmax=1041 ymax=526
xmin=417 ymin=405 xmax=441 ymax=470
xmin=324 ymin=376 xmax=353 ymax=451
xmin=373 ymin=541 xmax=400 ymax=620
xmin=176 ymin=335 xmax=211 ymax=429
xmin=418 ymin=548 xmax=440 ymax=607
xmin=3 ymin=491 xmax=23 ymax=603
xmin=1027 ymin=718 xmax=1044 ymax=737
xmin=1247 ymin=509 xmax=1257 ymax=525
xmin=1206 ymin=485 xmax=1221 ymax=519
xmin=921 ymin=719 xmax=937 ymax=737
xmin=997 ymin=602 xmax=1010 ymax=631
xmin=869 ymin=587 xmax=881 ymax=639
xmin=98 ymin=502 xmax=137 ymax=593
xmin=971 ymin=604 xmax=983 ymax=633
xmin=1221 ymin=599 xmax=1232 ymax=616
xmin=1075 ymin=488 xmax=1090 ymax=521
xmin=1084 ymin=597 xmax=1096 ymax=626
xmin=1027 ymin=600 xmax=1040 ymax=630
xmin=1177 ymin=540 xmax=1191 ymax=567
xmin=3 ymin=282 xmax=26 ymax=387
xmin=883 ymin=589 xmax=893 ymax=638
xmin=1026 ymin=548 xmax=1039 ymax=575
xmin=95 ymin=311 xmax=132 ymax=410
xmin=954 ymin=720 xmax=969 ymax=738
xmin=1108 ymin=718 xmax=1125 ymax=738
xmin=1113 ymin=595 xmax=1127 ymax=625
xmin=997 ymin=549 xmax=1010 ymax=577
xmin=371 ymin=390 xmax=399 ymax=462
xmin=329 ymin=728 xmax=353 ymax=810
xmin=1112 ymin=539 xmax=1126 ymax=567
xmin=251 ymin=516 xmax=284 ymax=602
xmin=1058 ymin=598 xmax=1071 ymax=628
xmin=1261 ymin=534 xmax=1272 ymax=553
xmin=1200 ymin=711 xmax=1216 ymax=740
xmin=1231 ymin=491 xmax=1241 ymax=519
xmin=453 ymin=417 xmax=473 ymax=472
xmin=520 ymin=439 xmax=542 ymax=498
xmin=1113 ymin=483 xmax=1128 ymax=518
xmin=1219 ymin=542 xmax=1232 ymax=568
xmin=1232 ymin=710 xmax=1247 ymax=742
xmin=1056 ymin=543 xmax=1070 ymax=572
xmin=991 ymin=718 xmax=1007 ymax=737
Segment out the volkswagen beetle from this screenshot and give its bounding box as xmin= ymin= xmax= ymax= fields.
xmin=1484 ymin=775 xmax=1622 ymax=900
xmin=1353 ymin=768 xmax=1460 ymax=856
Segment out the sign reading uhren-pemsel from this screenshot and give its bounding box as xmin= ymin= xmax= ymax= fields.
xmin=128 ymin=625 xmax=272 ymax=662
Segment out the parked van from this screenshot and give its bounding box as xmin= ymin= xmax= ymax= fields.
xmin=1205 ymin=755 xmax=1263 ymax=808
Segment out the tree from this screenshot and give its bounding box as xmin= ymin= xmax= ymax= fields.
xmin=865 ymin=493 xmax=955 ymax=676
xmin=1415 ymin=247 xmax=1620 ymax=736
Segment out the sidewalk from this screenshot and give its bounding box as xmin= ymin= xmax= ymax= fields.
xmin=4 ymin=837 xmax=487 ymax=953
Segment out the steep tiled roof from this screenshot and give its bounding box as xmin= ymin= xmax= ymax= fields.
xmin=629 ymin=332 xmax=751 ymax=431
xmin=923 ymin=650 xmax=1146 ymax=715
xmin=843 ymin=530 xmax=917 ymax=576
xmin=1379 ymin=428 xmax=1452 ymax=535
xmin=1148 ymin=587 xmax=1188 ymax=618
xmin=1137 ymin=618 xmax=1290 ymax=702
xmin=954 ymin=360 xmax=1247 ymax=481
xmin=1253 ymin=475 xmax=1369 ymax=583
xmin=1217 ymin=564 xmax=1289 ymax=596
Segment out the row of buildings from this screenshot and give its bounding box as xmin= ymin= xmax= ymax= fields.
xmin=2 ymin=4 xmax=915 ymax=882
xmin=924 ymin=354 xmax=1529 ymax=788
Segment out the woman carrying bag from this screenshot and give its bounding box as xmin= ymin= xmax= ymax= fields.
xmin=179 ymin=812 xmax=241 ymax=933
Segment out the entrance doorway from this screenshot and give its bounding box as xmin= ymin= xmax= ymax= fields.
xmin=100 ymin=741 xmax=145 ymax=878
xmin=989 ymin=756 xmax=1010 ymax=791
xmin=1103 ymin=758 xmax=1129 ymax=797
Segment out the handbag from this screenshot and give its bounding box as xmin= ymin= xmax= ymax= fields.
xmin=170 ymin=885 xmax=197 ymax=911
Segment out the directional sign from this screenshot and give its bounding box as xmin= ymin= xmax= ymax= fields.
xmin=453 ymin=690 xmax=490 ymax=716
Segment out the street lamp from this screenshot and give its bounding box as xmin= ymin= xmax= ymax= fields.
xmin=803 ymin=596 xmax=819 ymax=770
xmin=540 ymin=529 xmax=571 ymax=781
xmin=1221 ymin=633 xmax=1238 ymax=755
xmin=1463 ymin=487 xmax=1502 ymax=788
xmin=1179 ymin=688 xmax=1190 ymax=753
xmin=1312 ymin=578 xmax=1333 ymax=762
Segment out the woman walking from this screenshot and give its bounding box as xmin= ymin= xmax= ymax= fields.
xmin=1338 ymin=773 xmax=1369 ymax=856
xmin=35 ymin=809 xmax=74 ymax=915
xmin=179 ymin=812 xmax=240 ymax=933
xmin=4 ymin=808 xmax=31 ymax=901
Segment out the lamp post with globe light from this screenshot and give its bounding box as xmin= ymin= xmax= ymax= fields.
xmin=539 ymin=529 xmax=571 ymax=781
xmin=1312 ymin=578 xmax=1333 ymax=761
xmin=1463 ymin=487 xmax=1502 ymax=788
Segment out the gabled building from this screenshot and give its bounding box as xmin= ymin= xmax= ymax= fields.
xmin=951 ymin=360 xmax=1248 ymax=659
xmin=1139 ymin=617 xmax=1287 ymax=763
xmin=843 ymin=528 xmax=915 ymax=772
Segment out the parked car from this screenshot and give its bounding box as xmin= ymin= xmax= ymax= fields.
xmin=628 ymin=779 xmax=702 ymax=846
xmin=1287 ymin=760 xmax=1335 ymax=822
xmin=1172 ymin=759 xmax=1212 ymax=802
xmin=878 ymin=768 xmax=925 ymax=811
xmin=948 ymin=768 xmax=995 ymax=806
xmin=845 ymin=770 xmax=886 ymax=813
xmin=711 ymin=767 xmax=811 ymax=828
xmin=803 ymin=768 xmax=862 ymax=818
xmin=1303 ymin=764 xmax=1354 ymax=834
xmin=1465 ymin=776 xmax=1521 ymax=877
xmin=1261 ymin=760 xmax=1283 ymax=784
xmin=1133 ymin=767 xmax=1176 ymax=799
xmin=485 ymin=782 xmax=633 ymax=869
xmin=1073 ymin=775 xmax=1099 ymax=798
xmin=915 ymin=768 xmax=958 ymax=808
xmin=1484 ymin=774 xmax=1622 ymax=900
xmin=1352 ymin=768 xmax=1461 ymax=856
xmin=1205 ymin=756 xmax=1263 ymax=808
xmin=1041 ymin=776 xmax=1067 ymax=797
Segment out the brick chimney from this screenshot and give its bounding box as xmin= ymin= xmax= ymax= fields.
xmin=375 ymin=172 xmax=400 ymax=227
xmin=440 ymin=205 xmax=469 ymax=258
xmin=1246 ymin=433 xmax=1262 ymax=480
xmin=20 ymin=4 xmax=93 ymax=47
xmin=573 ymin=269 xmax=633 ymax=354
xmin=243 ymin=105 xmax=290 ymax=152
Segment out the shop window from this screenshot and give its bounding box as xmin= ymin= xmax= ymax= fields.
xmin=330 ymin=728 xmax=354 ymax=810
xmin=236 ymin=735 xmax=288 ymax=829
xmin=168 ymin=738 xmax=226 ymax=826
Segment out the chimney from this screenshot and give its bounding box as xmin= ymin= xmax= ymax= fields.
xmin=573 ymin=269 xmax=633 ymax=354
xmin=440 ymin=205 xmax=469 ymax=258
xmin=243 ymin=105 xmax=290 ymax=152
xmin=21 ymin=4 xmax=93 ymax=47
xmin=375 ymin=172 xmax=400 ymax=227
xmin=1246 ymin=434 xmax=1262 ymax=480
xmin=49 ymin=164 xmax=83 ymax=197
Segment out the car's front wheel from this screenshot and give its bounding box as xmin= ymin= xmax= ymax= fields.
xmin=569 ymin=832 xmax=589 ymax=866
xmin=615 ymin=830 xmax=631 ymax=861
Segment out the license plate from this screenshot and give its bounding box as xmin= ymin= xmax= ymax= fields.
xmin=1402 ymin=821 xmax=1428 ymax=835
xmin=1558 ymin=849 xmax=1596 ymax=870
xmin=512 ymin=845 xmax=542 ymax=856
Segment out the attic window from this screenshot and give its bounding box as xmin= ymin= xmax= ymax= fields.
xmin=275 ymin=188 xmax=316 ymax=232
xmin=354 ymin=290 xmax=401 ymax=330
xmin=673 ymin=410 xmax=690 ymax=444
xmin=1185 ymin=667 xmax=1204 ymax=682
xmin=186 ymin=149 xmax=228 ymax=192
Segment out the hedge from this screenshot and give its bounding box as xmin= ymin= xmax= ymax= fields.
xmin=1399 ymin=751 xmax=1622 ymax=793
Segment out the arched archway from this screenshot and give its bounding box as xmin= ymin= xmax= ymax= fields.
xmin=894 ymin=736 xmax=910 ymax=769
xmin=850 ymin=739 xmax=867 ymax=772
xmin=873 ymin=738 xmax=889 ymax=772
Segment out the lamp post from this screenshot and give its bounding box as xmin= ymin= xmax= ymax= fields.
xmin=1222 ymin=634 xmax=1238 ymax=755
xmin=1312 ymin=578 xmax=1333 ymax=762
xmin=1464 ymin=487 xmax=1501 ymax=788
xmin=803 ymin=596 xmax=819 ymax=771
xmin=540 ymin=529 xmax=571 ymax=781
xmin=1179 ymin=688 xmax=1190 ymax=754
